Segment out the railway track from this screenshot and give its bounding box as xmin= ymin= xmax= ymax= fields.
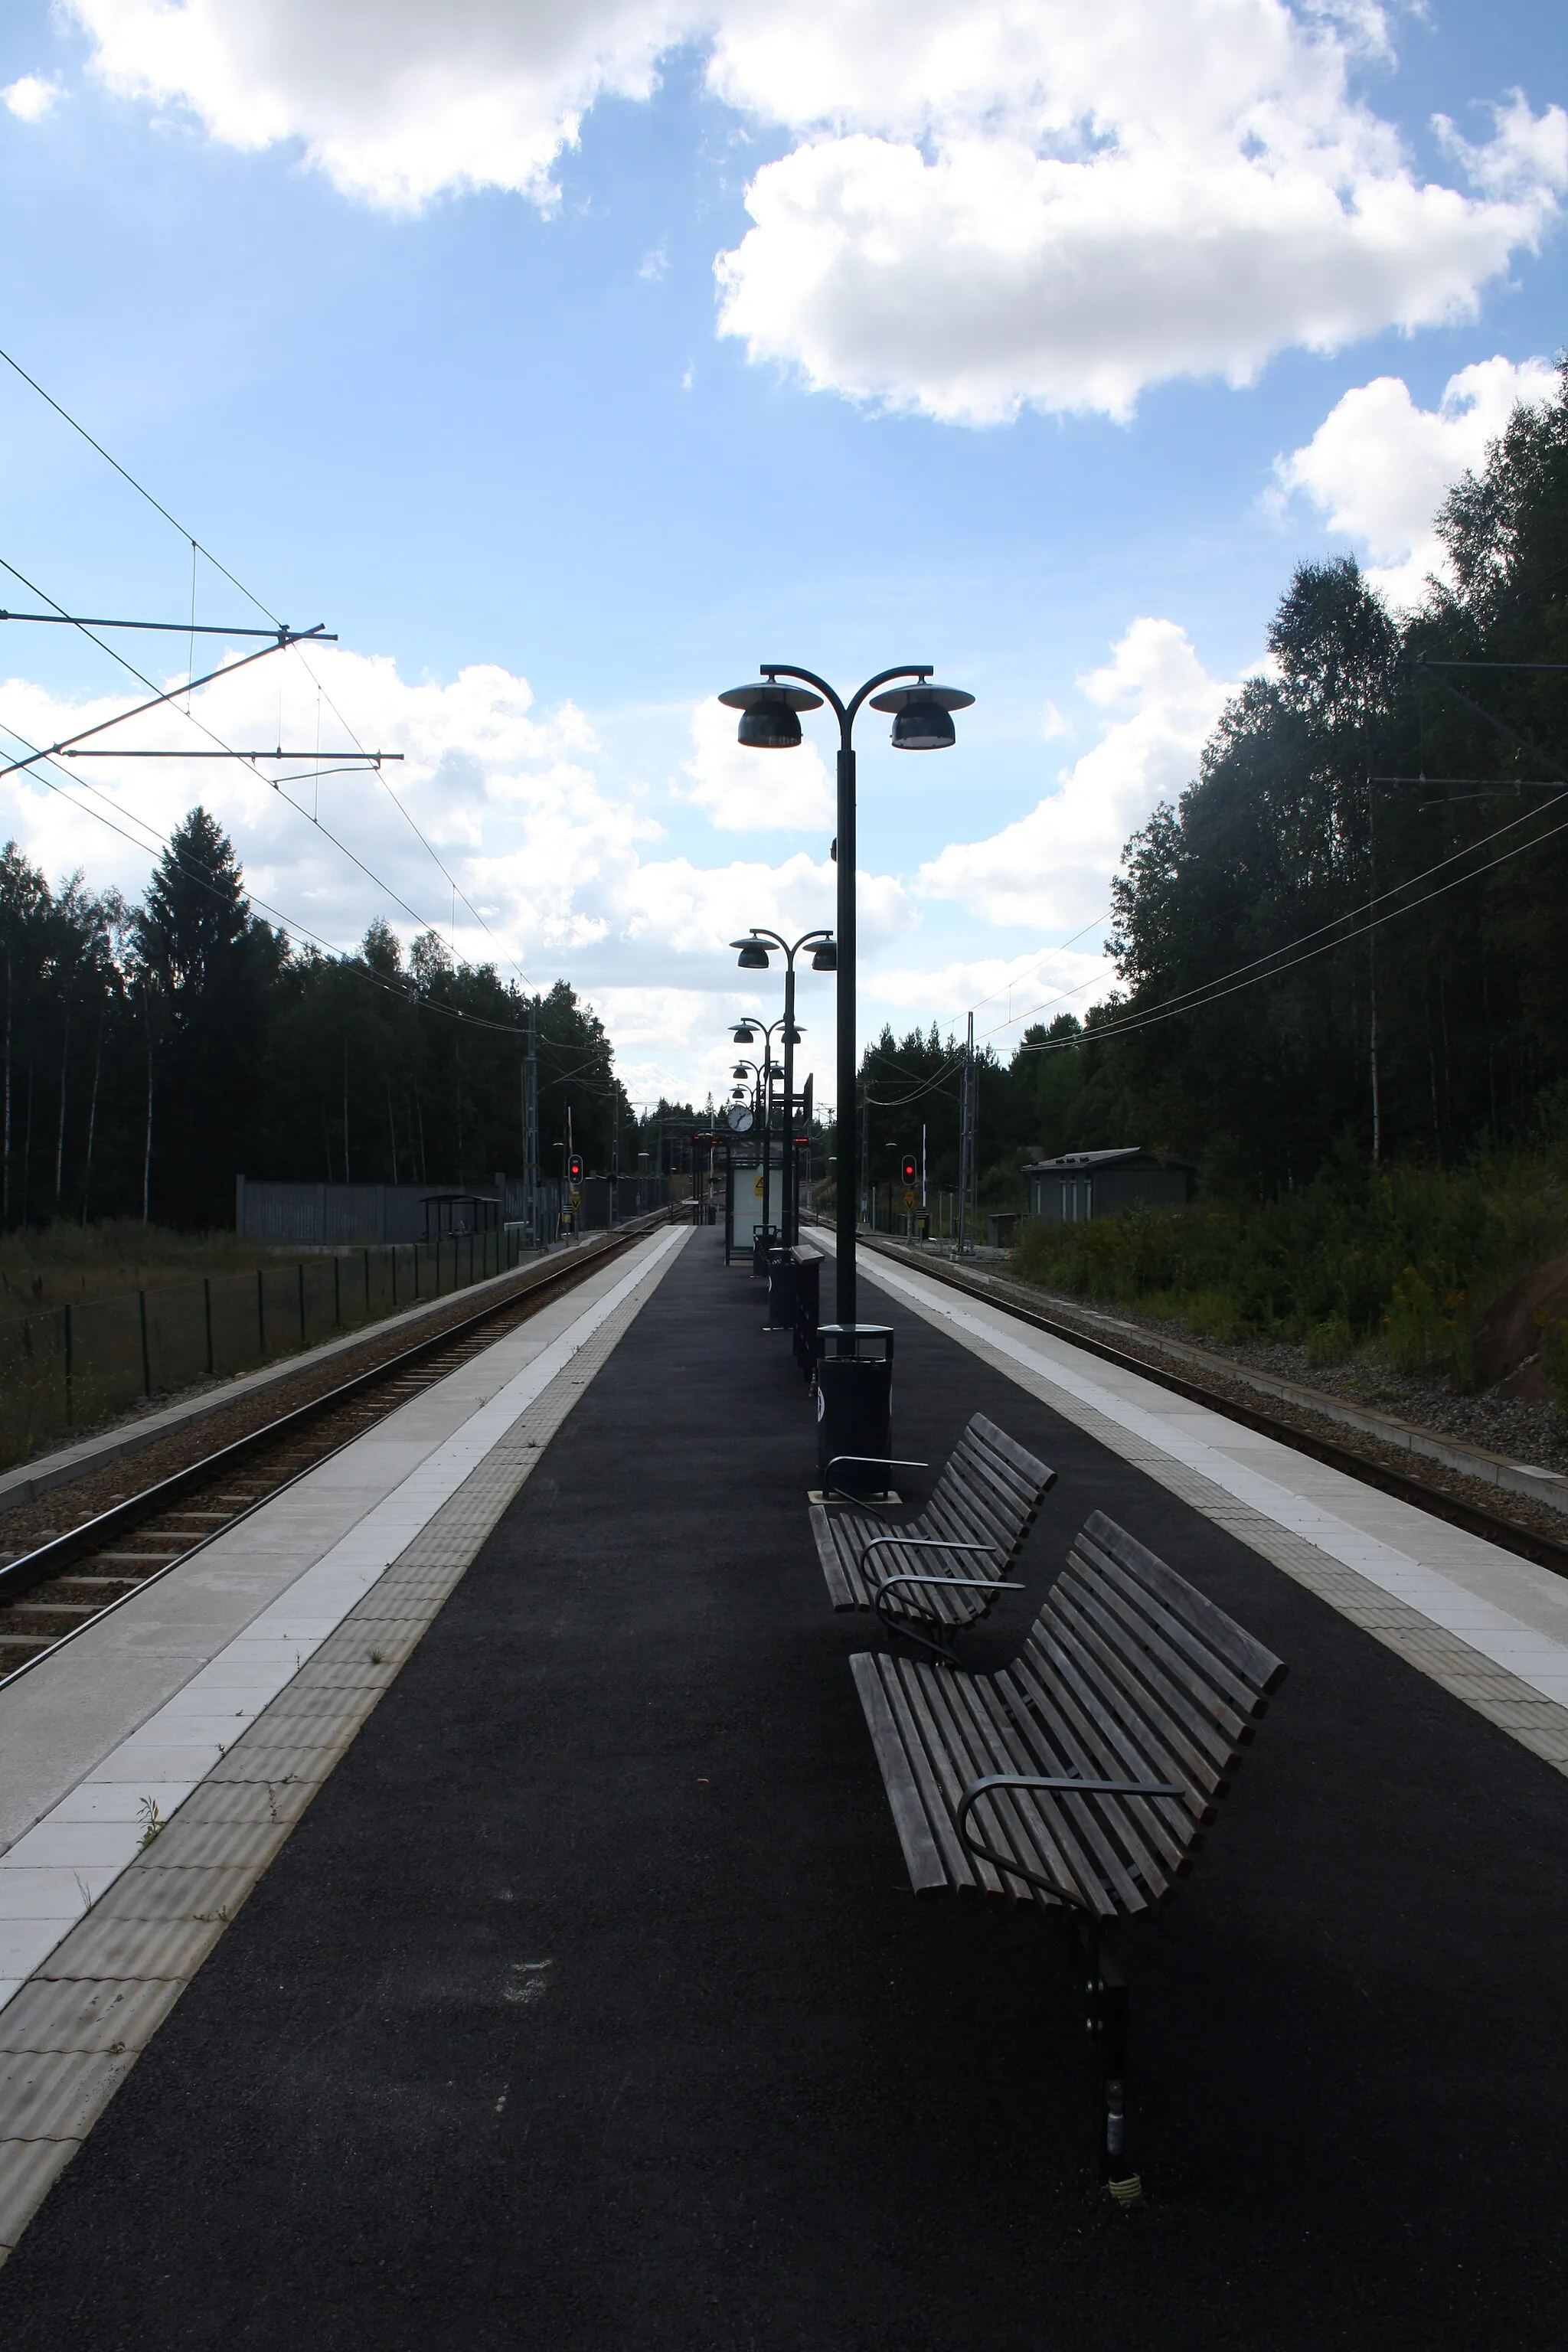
xmin=0 ymin=1212 xmax=671 ymax=1687
xmin=854 ymin=1232 xmax=1568 ymax=1583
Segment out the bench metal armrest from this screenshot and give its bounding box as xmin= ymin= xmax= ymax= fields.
xmin=954 ymin=1772 xmax=1183 ymax=1913
xmin=871 ymin=1572 xmax=1023 ymax=1629
xmin=822 ymin=1454 xmax=926 ymax=1505
xmin=857 ymin=1533 xmax=998 ymax=1585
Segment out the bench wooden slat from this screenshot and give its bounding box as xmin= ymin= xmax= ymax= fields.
xmin=951 ymin=1671 xmax=1155 ymax=1916
xmin=851 ymin=1512 xmax=1285 ymax=1922
xmin=1028 ymin=1614 xmax=1223 ymax=1828
xmin=946 ymin=1440 xmax=1037 ymax=1533
xmin=1072 ymin=1527 xmax=1278 ymax=1724
xmin=808 ymin=1504 xmax=857 ymax=1607
xmin=923 ymin=1472 xmax=1014 ymax=1555
xmin=1083 ymin=1511 xmax=1286 ymax=1697
xmin=848 ymin=1509 xmax=1289 ymax=2191
xmin=888 ymin=1654 xmax=1005 ymax=1893
xmin=811 ymin=1413 xmax=1054 ymax=1637
xmin=998 ymin=1645 xmax=1195 ymax=1883
xmin=914 ymin=1660 xmax=1119 ymax=1915
xmin=968 ymin=1412 xmax=1050 ymax=1485
xmin=998 ymin=1641 xmax=1197 ymax=1883
xmin=848 ymin=1654 xmax=949 ymax=1892
xmin=1061 ymin=1550 xmax=1256 ymax=1749
xmin=1050 ymin=1576 xmax=1243 ymax=1775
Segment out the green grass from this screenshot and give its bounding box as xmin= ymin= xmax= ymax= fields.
xmin=0 ymin=1218 xmax=291 ymax=1313
xmin=1011 ymin=1146 xmax=1568 ymax=1396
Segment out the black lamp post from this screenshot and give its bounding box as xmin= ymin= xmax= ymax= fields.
xmin=730 ymin=1012 xmax=793 ymax=1252
xmin=719 ymin=666 xmax=972 ymax=1328
xmin=729 ymin=928 xmax=833 ymax=1249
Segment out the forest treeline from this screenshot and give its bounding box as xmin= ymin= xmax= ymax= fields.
xmin=0 ymin=806 xmax=645 ymax=1230
xmin=854 ymin=359 xmax=1568 ymax=1211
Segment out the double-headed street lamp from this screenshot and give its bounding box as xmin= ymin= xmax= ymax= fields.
xmin=730 ymin=927 xmax=835 ymax=1249
xmin=719 ymin=667 xmax=972 ymax=1327
xmin=727 ymin=1021 xmax=785 ymax=1240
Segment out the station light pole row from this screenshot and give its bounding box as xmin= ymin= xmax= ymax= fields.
xmin=728 ymin=929 xmax=835 ymax=1249
xmin=718 ymin=666 xmax=973 ymax=1324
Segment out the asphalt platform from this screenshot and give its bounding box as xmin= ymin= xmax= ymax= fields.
xmin=1 ymin=1227 xmax=1564 ymax=2350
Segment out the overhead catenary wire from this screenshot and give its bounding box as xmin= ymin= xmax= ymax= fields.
xmin=0 ymin=717 xmax=547 ymax=1043
xmin=1024 ymin=794 xmax=1568 ymax=1054
xmin=0 ymin=354 xmax=529 ymax=988
xmin=0 ymin=341 xmax=283 ymax=626
xmin=1018 ymin=778 xmax=1568 ymax=1054
xmin=0 ymin=550 xmax=478 ymax=965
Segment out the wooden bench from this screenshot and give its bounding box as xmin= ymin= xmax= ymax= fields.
xmin=809 ymin=1412 xmax=1056 ymax=1657
xmin=850 ymin=1508 xmax=1287 ymax=2202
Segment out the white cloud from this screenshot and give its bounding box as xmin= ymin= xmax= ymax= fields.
xmin=863 ymin=945 xmax=1111 ymax=1044
xmin=915 ymin=617 xmax=1236 ymax=929
xmin=3 ymin=75 xmax=61 ymax=121
xmin=1276 ymin=354 xmax=1560 ymax=605
xmin=0 ymin=643 xmax=913 ymax=1106
xmin=677 ymin=695 xmax=835 ymax=832
xmin=66 ymin=0 xmax=686 ymax=211
xmin=64 ymin=2 xmax=1566 ymax=418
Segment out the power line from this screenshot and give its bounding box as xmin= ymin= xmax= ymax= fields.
xmin=0 ymin=341 xmax=282 ymax=625
xmin=0 ymin=550 xmax=482 ymax=965
xmin=1021 ymin=779 xmax=1568 ymax=1053
xmin=0 ymin=716 xmax=547 ymax=1041
xmin=1025 ymin=795 xmax=1568 ymax=1054
xmin=0 ymin=361 xmax=524 ymax=985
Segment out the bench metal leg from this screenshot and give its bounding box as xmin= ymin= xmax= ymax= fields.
xmin=883 ymin=1615 xmax=962 ymax=1668
xmin=1081 ymin=1926 xmax=1143 ymax=2207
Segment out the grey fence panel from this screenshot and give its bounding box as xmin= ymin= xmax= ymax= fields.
xmin=208 ymin=1271 xmax=263 ymax=1379
xmin=302 ymin=1259 xmax=338 ymax=1348
xmin=259 ymin=1266 xmax=303 ymax=1360
xmin=145 ymin=1282 xmax=211 ymax=1396
xmin=0 ymin=1225 xmax=546 ymax=1472
xmin=66 ymin=1293 xmax=149 ymax=1426
xmin=365 ymin=1250 xmax=394 ymax=1321
xmin=0 ymin=1311 xmax=68 ymax=1463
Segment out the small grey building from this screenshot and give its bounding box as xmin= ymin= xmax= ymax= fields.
xmin=1023 ymin=1148 xmax=1194 ymax=1225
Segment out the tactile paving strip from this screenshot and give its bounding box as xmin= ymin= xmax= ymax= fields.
xmin=0 ymin=1229 xmax=688 ymax=2263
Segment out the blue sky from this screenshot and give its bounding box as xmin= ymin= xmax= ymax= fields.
xmin=0 ymin=0 xmax=1563 ymax=1118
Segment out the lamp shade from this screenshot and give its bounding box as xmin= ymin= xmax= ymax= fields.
xmin=732 ymin=1023 xmax=756 ymax=1044
xmin=735 ymin=939 xmax=770 ymax=969
xmin=719 ymin=679 xmax=823 ymax=751
xmin=810 ymin=940 xmax=838 ymax=971
xmin=869 ymin=680 xmax=975 ymax=752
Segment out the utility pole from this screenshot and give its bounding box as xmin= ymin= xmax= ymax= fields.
xmin=522 ymin=998 xmax=540 ymax=1247
xmin=958 ymin=1011 xmax=977 ymax=1254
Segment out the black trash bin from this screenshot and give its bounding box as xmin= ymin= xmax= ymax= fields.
xmin=766 ymin=1247 xmax=795 ymax=1331
xmin=814 ymin=1323 xmax=895 ymax=1499
xmin=751 ymin=1223 xmax=779 ymax=1279
xmin=791 ymin=1247 xmax=821 ymax=1380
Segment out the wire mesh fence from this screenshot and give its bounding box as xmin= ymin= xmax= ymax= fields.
xmin=0 ymin=1227 xmax=523 ymax=1472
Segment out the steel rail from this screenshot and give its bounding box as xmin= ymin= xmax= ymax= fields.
xmin=0 ymin=1214 xmax=670 ymax=1651
xmin=854 ymin=1233 xmax=1568 ymax=1582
